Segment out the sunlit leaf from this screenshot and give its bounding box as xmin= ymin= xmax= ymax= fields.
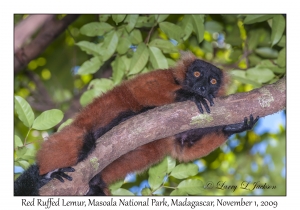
xmin=159 ymin=22 xmax=184 ymax=41
xmin=129 ymin=43 xmax=149 ymax=75
xmin=32 ymin=109 xmax=64 ymax=130
xmin=176 ymin=179 xmax=203 ymax=195
xmin=129 ymin=29 xmax=142 ymax=44
xmin=166 ymin=156 xmax=176 ymax=173
xmin=80 ymin=22 xmax=114 ymax=37
xmin=191 ymin=15 xmax=205 ymax=43
xmin=112 ymin=14 xmax=126 ymax=25
xmin=88 ymin=78 xmax=114 ymax=92
xmin=100 ymin=30 xmax=119 ymax=61
xmin=277 ymin=47 xmax=286 ymax=67
xmin=246 ymin=67 xmax=275 ymax=83
xmin=116 ymin=33 xmax=131 ymax=54
xmin=99 ymin=14 xmax=110 ymax=22
xmin=14 ymin=96 xmax=35 ymax=128
xmin=14 ymin=135 xmax=23 ymax=149
xmin=124 ymin=15 xmax=139 ymax=33
xmin=135 ymin=15 xmax=156 ymax=28
xmin=76 ymin=41 xmax=102 ymax=56
xmin=243 ymin=15 xmax=273 ymax=24
xmin=16 ymin=160 xmax=30 ymax=170
xmin=148 ymin=157 xmax=168 ymax=190
xmin=170 ymin=163 xmax=198 ymax=179
xmin=78 ymin=57 xmax=103 ymax=75
xmin=149 ymin=39 xmax=178 ymax=53
xmin=230 ymin=70 xmax=261 ymax=87
xmin=57 ymin=119 xmax=73 ymax=131
xmin=170 ymin=188 xmax=188 ymax=196
xmin=141 ymin=188 xmax=152 ymax=195
xmin=179 ymin=15 xmax=193 ymax=41
xmin=271 ymin=15 xmax=285 ymax=46
xmin=111 ymin=188 xmax=134 ymax=195
xmin=109 ymin=180 xmax=124 ymax=191
xmin=148 ymin=46 xmax=168 ymax=69
xmin=80 ymin=89 xmax=102 ymax=107
xmin=111 ymin=56 xmax=126 ymax=84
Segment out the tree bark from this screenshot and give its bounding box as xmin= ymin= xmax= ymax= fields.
xmin=39 ymin=77 xmax=286 ymax=195
xmin=14 ymin=14 xmax=80 ymax=73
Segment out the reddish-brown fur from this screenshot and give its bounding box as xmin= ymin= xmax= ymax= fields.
xmin=37 ymin=53 xmax=199 ymax=175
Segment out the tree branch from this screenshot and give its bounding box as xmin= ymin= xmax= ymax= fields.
xmin=14 ymin=14 xmax=80 ymax=73
xmin=14 ymin=15 xmax=55 ymax=52
xmin=40 ymin=77 xmax=286 ymax=195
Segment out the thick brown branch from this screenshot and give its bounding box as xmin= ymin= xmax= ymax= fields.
xmin=14 ymin=15 xmax=55 ymax=52
xmin=40 ymin=77 xmax=286 ymax=195
xmin=14 ymin=14 xmax=80 ymax=73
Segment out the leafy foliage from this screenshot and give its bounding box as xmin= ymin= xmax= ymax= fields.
xmin=14 ymin=14 xmax=286 ymax=195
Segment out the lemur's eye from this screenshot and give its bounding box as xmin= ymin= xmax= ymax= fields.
xmin=194 ymin=71 xmax=201 ymax=77
xmin=211 ymin=78 xmax=217 ymax=84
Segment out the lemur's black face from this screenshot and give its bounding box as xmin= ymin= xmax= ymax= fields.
xmin=184 ymin=59 xmax=223 ymax=104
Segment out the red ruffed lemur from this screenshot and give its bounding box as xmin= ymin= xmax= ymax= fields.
xmin=14 ymin=52 xmax=259 ymax=196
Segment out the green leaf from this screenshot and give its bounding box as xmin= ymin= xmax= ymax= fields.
xmin=255 ymin=47 xmax=278 ymax=59
xmin=155 ymin=14 xmax=169 ymax=23
xmin=14 ymin=96 xmax=35 ymax=128
xmin=170 ymin=163 xmax=198 ymax=179
xmin=230 ymin=70 xmax=261 ymax=87
xmin=14 ymin=135 xmax=23 ymax=149
xmin=191 ymin=15 xmax=205 ymax=43
xmin=148 ymin=46 xmax=168 ymax=69
xmin=129 ymin=29 xmax=142 ymax=44
xmin=243 ymin=15 xmax=273 ymax=24
xmin=277 ymin=35 xmax=286 ymax=47
xmin=111 ymin=56 xmax=125 ymax=85
xmin=124 ymin=15 xmax=139 ymax=33
xmin=159 ymin=22 xmax=184 ymax=41
xmin=166 ymin=156 xmax=176 ymax=173
xmin=149 ymin=39 xmax=178 ymax=53
xmin=100 ymin=30 xmax=119 ymax=61
xmin=141 ymin=187 xmax=152 ymax=195
xmin=57 ymin=119 xmax=73 ymax=131
xmin=271 ymin=15 xmax=285 ymax=46
xmin=135 ymin=15 xmax=156 ymax=28
xmin=170 ymin=188 xmax=187 ymax=196
xmin=129 ymin=43 xmax=149 ymax=75
xmin=109 ymin=180 xmax=124 ymax=191
xmin=80 ymin=22 xmax=114 ymax=37
xmin=257 ymin=60 xmax=285 ymax=74
xmin=15 ymin=147 xmax=27 ymax=159
xmin=246 ymin=67 xmax=275 ymax=83
xmin=22 ymin=147 xmax=36 ymax=160
xmin=177 ymin=179 xmax=203 ymax=195
xmin=148 ymin=157 xmax=168 ymax=190
xmin=167 ymin=58 xmax=176 ymax=67
xmin=111 ymin=188 xmax=134 ymax=196
xmin=205 ymin=21 xmax=223 ymax=33
xmin=16 ymin=160 xmax=30 ymax=170
xmin=179 ymin=15 xmax=193 ymax=41
xmin=112 ymin=15 xmax=126 ymax=25
xmin=80 ymin=89 xmax=102 ymax=107
xmin=88 ymin=78 xmax=114 ymax=92
xmin=116 ymin=33 xmax=131 ymax=55
xmin=78 ymin=57 xmax=103 ymax=75
xmin=277 ymin=47 xmax=286 ymax=67
xmin=76 ymin=41 xmax=102 ymax=56
xmin=99 ymin=14 xmax=110 ymax=22
xmin=32 ymin=109 xmax=64 ymax=130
